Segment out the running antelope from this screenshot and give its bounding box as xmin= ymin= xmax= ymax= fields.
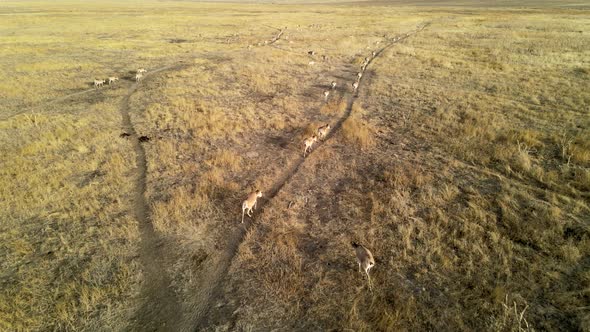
xmin=317 ymin=124 xmax=331 ymax=140
xmin=94 ymin=79 xmax=106 ymax=88
xmin=135 ymin=73 xmax=143 ymax=82
xmin=352 ymin=242 xmax=375 ymax=290
xmin=331 ymin=81 xmax=337 ymax=89
xmin=303 ymin=135 xmax=317 ymax=157
xmin=108 ymin=77 xmax=119 ymax=85
xmin=241 ymin=190 xmax=263 ymax=223
xmin=323 ymin=90 xmax=330 ymax=102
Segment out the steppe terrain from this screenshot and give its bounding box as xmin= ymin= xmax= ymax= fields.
xmin=1 ymin=1 xmax=588 ymax=331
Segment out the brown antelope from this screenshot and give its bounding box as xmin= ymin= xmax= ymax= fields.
xmin=317 ymin=124 xmax=331 ymax=140
xmin=241 ymin=190 xmax=263 ymax=223
xmin=352 ymin=242 xmax=375 ymax=290
xmin=352 ymin=81 xmax=359 ymax=92
xmin=303 ymin=135 xmax=317 ymax=157
xmin=135 ymin=73 xmax=143 ymax=82
xmin=323 ymin=90 xmax=330 ymax=102
xmin=331 ymin=81 xmax=337 ymax=89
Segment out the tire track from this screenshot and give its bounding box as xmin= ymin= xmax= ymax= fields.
xmin=189 ymin=24 xmax=430 ymax=330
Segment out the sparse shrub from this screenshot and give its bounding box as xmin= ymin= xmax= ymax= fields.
xmin=488 ymin=295 xmax=534 ymax=332
xmin=512 ymin=149 xmax=532 ymax=173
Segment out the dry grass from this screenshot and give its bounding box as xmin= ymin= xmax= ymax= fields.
xmin=209 ymin=7 xmax=589 ymax=332
xmin=341 ymin=107 xmax=376 ymax=149
xmin=320 ymin=98 xmax=347 ymax=115
xmin=0 ymin=96 xmax=140 ymax=330
xmin=1 ymin=1 xmax=588 ymax=331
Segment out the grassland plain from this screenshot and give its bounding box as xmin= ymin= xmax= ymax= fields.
xmin=1 ymin=1 xmax=589 ymax=331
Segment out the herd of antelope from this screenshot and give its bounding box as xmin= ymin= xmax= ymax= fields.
xmin=93 ymin=68 xmax=146 ymax=88
xmin=84 ymin=25 xmax=426 ymax=290
xmin=241 ymin=45 xmax=381 ymax=290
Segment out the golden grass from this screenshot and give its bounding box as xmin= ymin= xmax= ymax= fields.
xmin=341 ymin=109 xmax=375 ymax=149
xmin=1 ymin=1 xmax=588 ymax=331
xmin=0 ymin=98 xmax=140 ymax=330
xmin=213 ymin=8 xmax=589 ymax=332
xmin=320 ymin=98 xmax=347 ymax=115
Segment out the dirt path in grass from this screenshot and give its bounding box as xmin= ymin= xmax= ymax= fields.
xmin=118 ymin=63 xmax=190 ymax=332
xmin=188 ymin=24 xmax=430 ymax=330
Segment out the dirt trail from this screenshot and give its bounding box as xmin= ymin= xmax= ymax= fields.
xmin=189 ymin=24 xmax=430 ymax=330
xmin=3 ymin=25 xmax=428 ymax=329
xmin=117 ymin=63 xmax=189 ymax=331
